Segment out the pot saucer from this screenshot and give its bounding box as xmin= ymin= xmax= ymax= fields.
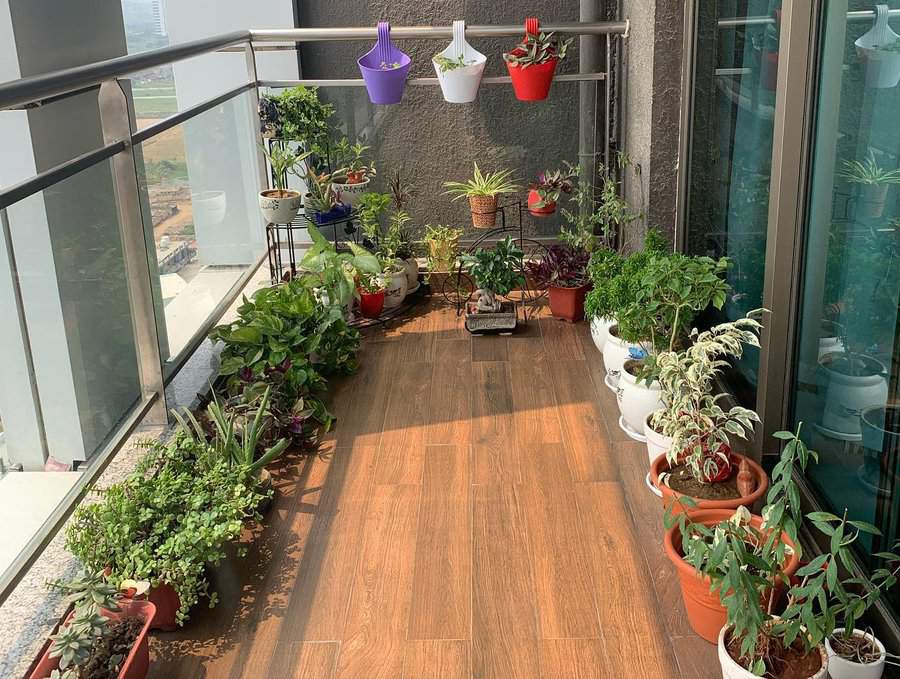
xmin=619 ymin=415 xmax=647 ymax=442
xmin=812 ymin=422 xmax=862 ymax=442
xmin=645 ymin=472 xmax=662 ymax=497
xmin=604 ymin=372 xmax=618 ymax=392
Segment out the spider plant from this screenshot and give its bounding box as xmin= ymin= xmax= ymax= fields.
xmin=837 ymin=151 xmax=900 ymax=185
xmin=443 ymin=162 xmax=520 ymax=199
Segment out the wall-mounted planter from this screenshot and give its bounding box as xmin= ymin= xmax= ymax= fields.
xmin=527 ymin=189 xmax=556 ymax=215
xmin=358 ymin=22 xmax=412 ymax=104
xmin=433 ymin=20 xmax=487 ymax=103
xmin=855 ymin=5 xmax=900 ymax=89
xmin=505 ymin=18 xmax=558 ymax=102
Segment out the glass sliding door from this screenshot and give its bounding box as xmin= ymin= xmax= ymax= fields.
xmin=790 ymin=0 xmax=900 ymax=616
xmin=684 ymin=1 xmax=783 ymax=405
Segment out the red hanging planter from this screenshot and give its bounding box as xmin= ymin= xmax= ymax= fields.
xmin=503 ymin=17 xmax=571 ymax=102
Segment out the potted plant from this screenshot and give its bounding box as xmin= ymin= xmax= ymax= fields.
xmin=259 ymin=144 xmax=310 ymax=225
xmin=855 ymin=6 xmax=900 ymax=89
xmin=443 ymin=163 xmax=519 ymax=228
xmin=527 ymin=165 xmax=576 ymax=216
xmin=356 ymin=270 xmax=387 ymax=319
xmin=30 ymin=570 xmax=155 ymax=679
xmin=304 ymin=167 xmax=351 ymax=225
xmin=263 ymin=85 xmax=334 ymax=166
xmin=585 ymin=247 xmax=623 ymax=352
xmin=331 ymin=137 xmax=376 ymax=206
xmin=380 ymin=255 xmax=408 ymax=309
xmin=526 ymin=244 xmax=590 ymax=322
xmin=460 ymin=236 xmax=525 ymax=333
xmin=649 ymin=316 xmax=767 ymax=511
xmin=503 ymin=18 xmax=573 ymax=101
xmin=424 ymin=224 xmax=462 ymax=287
xmin=433 ymin=20 xmax=487 ymax=103
xmin=837 ymin=151 xmax=900 ymax=219
xmin=387 ymin=210 xmax=419 ymax=292
xmin=357 ymin=22 xmax=412 ymax=105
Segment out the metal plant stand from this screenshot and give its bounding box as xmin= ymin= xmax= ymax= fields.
xmin=441 ymin=200 xmax=548 ymax=321
xmin=265 ymin=210 xmax=361 ymax=283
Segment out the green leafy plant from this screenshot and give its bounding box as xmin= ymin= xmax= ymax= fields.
xmin=388 ymin=169 xmax=417 ymax=211
xmin=356 ymin=192 xmax=392 ymax=242
xmin=461 ymin=236 xmax=525 ymax=311
xmin=267 ymin=86 xmax=334 ymax=161
xmin=424 ymin=224 xmax=463 ymax=275
xmin=298 ymin=224 xmax=380 ymax=308
xmin=357 ymin=269 xmax=388 ymax=294
xmin=262 ymin=144 xmax=311 ymax=194
xmin=584 ymin=248 xmax=624 ymax=320
xmin=433 ymin=53 xmax=475 ymax=72
xmin=443 ymin=163 xmax=520 ymax=199
xmin=303 ymin=167 xmax=342 ymax=213
xmin=837 ymin=150 xmax=900 ymax=185
xmin=503 ymin=31 xmax=573 ymax=67
xmin=66 ymin=434 xmax=264 ymax=625
xmin=652 ymin=315 xmax=762 ymax=485
xmin=332 ymin=137 xmax=376 ymax=184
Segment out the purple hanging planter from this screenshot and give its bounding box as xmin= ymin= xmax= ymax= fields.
xmin=358 ymin=22 xmax=411 ymax=104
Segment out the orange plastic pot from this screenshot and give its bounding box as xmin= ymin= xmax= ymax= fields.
xmin=527 ymin=189 xmax=556 ymax=216
xmin=507 ymin=58 xmax=558 ymax=101
xmin=30 ymin=599 xmax=156 ymax=679
xmin=650 ymin=451 xmax=768 ymax=514
xmin=664 ymin=509 xmax=800 ymax=643
xmin=548 ymin=283 xmax=590 ymax=322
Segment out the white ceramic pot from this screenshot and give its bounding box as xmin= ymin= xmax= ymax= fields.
xmin=825 ymin=628 xmax=886 ymax=679
xmin=403 ymin=258 xmax=419 ymax=291
xmin=818 ymin=352 xmax=888 ymax=437
xmin=601 ymin=324 xmax=641 ymax=391
xmin=433 ymin=20 xmax=487 ymax=103
xmin=718 ymin=627 xmax=828 ymax=679
xmin=259 ymin=190 xmax=301 ymax=225
xmin=331 ymin=177 xmax=369 ymax=207
xmin=383 ymin=269 xmax=408 ymax=309
xmin=192 ymin=190 xmax=227 ymax=225
xmin=590 ymin=316 xmax=615 ymax=353
xmin=617 ymin=362 xmax=663 ymax=442
xmin=644 ymin=411 xmax=673 ymax=466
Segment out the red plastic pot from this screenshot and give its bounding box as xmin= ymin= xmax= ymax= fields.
xmin=147 ymin=582 xmax=180 ymax=631
xmin=527 ymin=189 xmax=556 ymax=216
xmin=358 ymin=289 xmax=385 ymax=319
xmin=548 ymin=283 xmax=590 ymax=322
xmin=664 ymin=509 xmax=799 ymax=643
xmin=30 ymin=599 xmax=156 ymax=679
xmin=507 ymin=57 xmax=558 ymax=101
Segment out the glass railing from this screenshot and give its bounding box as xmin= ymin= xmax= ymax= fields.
xmin=0 ymin=21 xmax=623 ymax=606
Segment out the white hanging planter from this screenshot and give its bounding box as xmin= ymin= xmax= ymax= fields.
xmin=855 ymin=5 xmax=900 ymax=89
xmin=825 ymin=628 xmax=886 ymax=679
xmin=433 ymin=20 xmax=487 ymax=103
xmin=590 ymin=316 xmax=615 ymax=353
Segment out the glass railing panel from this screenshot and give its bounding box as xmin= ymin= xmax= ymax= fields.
xmin=133 ymin=88 xmax=266 ymax=367
xmin=0 ymin=156 xmax=142 ymax=575
xmin=262 ymin=79 xmax=598 ymax=241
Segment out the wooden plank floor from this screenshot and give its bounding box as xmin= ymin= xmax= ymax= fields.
xmin=147 ymin=300 xmax=717 ymax=679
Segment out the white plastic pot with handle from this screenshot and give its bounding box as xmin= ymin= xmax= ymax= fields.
xmin=616 ymin=361 xmax=663 ymax=442
xmin=825 ymin=628 xmax=886 ymax=679
xmin=590 ymin=316 xmax=615 ymax=353
xmin=718 ymin=627 xmax=828 ymax=679
xmin=855 ymin=5 xmax=900 ymax=89
xmin=601 ymin=324 xmax=642 ymax=391
xmin=433 ymin=20 xmax=487 ymax=103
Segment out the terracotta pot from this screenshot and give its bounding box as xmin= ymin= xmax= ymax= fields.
xmin=469 ymin=194 xmax=499 ymax=228
xmin=718 ymin=626 xmax=827 ymax=678
xmin=826 ymin=628 xmax=886 ymax=679
xmin=30 ymin=599 xmax=156 ymax=679
xmin=664 ymin=510 xmax=800 ymax=643
xmin=527 ymin=189 xmax=556 ymax=216
xmin=650 ymin=451 xmax=769 ymax=514
xmin=548 ymin=283 xmax=590 ymax=322
xmin=147 ymin=582 xmax=181 ymax=631
xmin=358 ymin=289 xmax=386 ymax=319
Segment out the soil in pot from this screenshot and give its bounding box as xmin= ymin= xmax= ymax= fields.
xmin=828 ymin=631 xmax=882 ymax=665
xmin=666 ymin=463 xmax=741 ymax=501
xmin=79 ymin=615 xmax=144 ymax=679
xmin=725 ymin=629 xmax=823 ymax=679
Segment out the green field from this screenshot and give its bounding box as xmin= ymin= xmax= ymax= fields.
xmin=133 ymin=78 xmax=177 ymax=117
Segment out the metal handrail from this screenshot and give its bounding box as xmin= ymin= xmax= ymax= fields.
xmin=719 ymin=8 xmax=900 ymax=28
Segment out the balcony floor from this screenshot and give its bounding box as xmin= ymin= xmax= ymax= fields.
xmin=147 ymin=300 xmax=718 ymax=679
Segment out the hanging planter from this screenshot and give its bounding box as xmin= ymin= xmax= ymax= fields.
xmin=855 ymin=5 xmax=900 ymax=89
xmin=433 ymin=20 xmax=487 ymax=103
xmin=503 ymin=17 xmax=572 ymax=102
xmin=358 ymin=22 xmax=412 ymax=105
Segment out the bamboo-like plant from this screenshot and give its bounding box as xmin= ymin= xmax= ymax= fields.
xmin=261 ymin=144 xmax=311 ymax=194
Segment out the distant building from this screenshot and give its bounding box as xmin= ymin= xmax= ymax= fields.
xmin=150 ymin=0 xmax=166 ymax=36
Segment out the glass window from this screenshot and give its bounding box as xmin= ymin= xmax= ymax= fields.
xmin=790 ymin=0 xmax=900 ymax=616
xmin=684 ymin=2 xmax=783 ymax=404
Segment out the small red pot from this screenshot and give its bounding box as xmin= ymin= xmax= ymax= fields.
xmin=30 ymin=599 xmax=156 ymax=679
xmin=147 ymin=582 xmax=181 ymax=631
xmin=548 ymin=283 xmax=590 ymax=322
xmin=507 ymin=57 xmax=558 ymax=101
xmin=358 ymin=289 xmax=385 ymax=319
xmin=527 ymin=189 xmax=556 ymax=216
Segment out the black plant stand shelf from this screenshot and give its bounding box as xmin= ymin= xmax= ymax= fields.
xmin=265 ymin=209 xmax=361 ymax=284
xmin=441 ymin=200 xmax=548 ymax=322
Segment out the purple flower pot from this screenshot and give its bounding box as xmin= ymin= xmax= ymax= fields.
xmin=358 ymin=22 xmax=411 ymax=104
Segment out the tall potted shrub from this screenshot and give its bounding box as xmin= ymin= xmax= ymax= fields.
xmin=526 ymin=244 xmax=590 ymax=322
xmin=503 ymin=18 xmax=573 ymax=101
xmin=443 ymin=163 xmax=519 ymax=228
